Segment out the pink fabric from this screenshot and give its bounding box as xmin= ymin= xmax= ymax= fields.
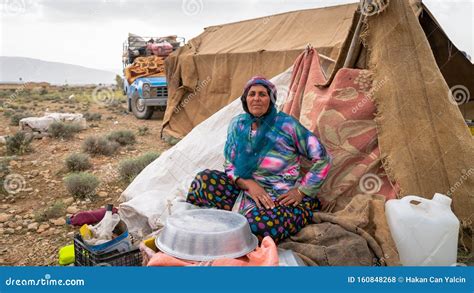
xmin=147 ymin=42 xmax=173 ymax=57
xmin=147 ymin=236 xmax=279 ymax=266
xmin=282 ymin=49 xmax=398 ymax=211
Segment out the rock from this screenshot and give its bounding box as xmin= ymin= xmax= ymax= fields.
xmin=30 ymin=170 xmax=39 ymax=177
xmin=67 ymin=231 xmax=74 ymax=237
xmin=7 ymin=221 xmax=17 ymax=228
xmin=63 ymin=197 xmax=74 ymax=205
xmin=66 ymin=206 xmax=79 ymax=214
xmin=37 ymin=223 xmax=50 ymax=233
xmin=5 ymin=228 xmax=15 ymax=234
xmin=0 ymin=213 xmax=12 ymax=223
xmin=0 ymin=228 xmax=3 ymax=235
xmin=50 ymin=218 xmax=66 ymax=226
xmin=15 ymin=226 xmax=22 ymax=231
xmin=42 ymin=228 xmax=55 ymax=236
xmin=0 ymin=204 xmax=10 ymax=209
xmin=22 ymin=187 xmax=33 ymax=192
xmin=14 ymin=215 xmax=22 ymax=220
xmin=98 ymin=191 xmax=108 ymax=198
xmin=27 ymin=222 xmax=38 ymax=231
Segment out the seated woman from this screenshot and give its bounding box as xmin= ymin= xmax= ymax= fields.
xmin=186 ymin=76 xmax=331 ymax=243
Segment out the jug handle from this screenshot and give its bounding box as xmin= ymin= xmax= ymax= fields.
xmin=401 ymin=195 xmax=429 ymax=209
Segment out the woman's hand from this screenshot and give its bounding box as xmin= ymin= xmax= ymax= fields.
xmin=236 ymin=178 xmax=275 ymax=209
xmin=277 ymin=188 xmax=304 ymax=206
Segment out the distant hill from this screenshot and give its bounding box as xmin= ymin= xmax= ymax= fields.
xmin=0 ymin=56 xmax=117 ymax=85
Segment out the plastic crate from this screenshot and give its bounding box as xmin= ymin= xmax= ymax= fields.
xmin=74 ymin=234 xmax=142 ymax=266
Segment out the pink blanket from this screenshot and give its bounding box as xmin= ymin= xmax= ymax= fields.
xmin=147 ymin=236 xmax=279 ymax=266
xmin=283 ymin=49 xmax=398 ymax=211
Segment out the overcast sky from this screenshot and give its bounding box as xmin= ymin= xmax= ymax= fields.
xmin=0 ymin=0 xmax=472 ymax=73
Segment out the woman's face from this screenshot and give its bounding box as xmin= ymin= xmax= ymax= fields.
xmin=246 ymin=85 xmax=271 ymax=117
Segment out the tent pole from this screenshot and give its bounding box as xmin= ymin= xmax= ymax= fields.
xmin=343 ymin=11 xmax=365 ymax=68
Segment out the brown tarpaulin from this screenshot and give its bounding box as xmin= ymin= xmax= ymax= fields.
xmin=364 ymin=0 xmax=473 ymax=250
xmin=280 ymin=194 xmax=400 ymax=266
xmin=163 ymin=3 xmax=358 ymax=138
xmin=163 ymin=1 xmax=473 ymax=136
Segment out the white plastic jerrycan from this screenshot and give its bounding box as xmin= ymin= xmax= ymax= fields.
xmin=385 ymin=193 xmax=459 ymax=266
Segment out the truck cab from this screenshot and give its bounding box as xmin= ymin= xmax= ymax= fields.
xmin=123 ymin=34 xmax=184 ymax=119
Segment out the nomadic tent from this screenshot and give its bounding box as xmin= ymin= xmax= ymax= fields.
xmin=121 ymin=0 xmax=473 ymax=264
xmin=162 ymin=3 xmax=359 ymax=138
xmin=163 ymin=0 xmax=473 ymax=138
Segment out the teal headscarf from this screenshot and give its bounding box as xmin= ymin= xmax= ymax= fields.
xmin=224 ymin=76 xmax=284 ymax=179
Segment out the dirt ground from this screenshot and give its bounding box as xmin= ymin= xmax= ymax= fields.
xmin=0 ymin=86 xmax=172 ymax=266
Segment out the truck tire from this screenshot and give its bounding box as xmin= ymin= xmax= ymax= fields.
xmin=131 ymin=92 xmax=154 ymax=119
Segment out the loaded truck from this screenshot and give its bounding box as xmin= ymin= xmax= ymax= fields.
xmin=122 ymin=33 xmax=184 ymax=119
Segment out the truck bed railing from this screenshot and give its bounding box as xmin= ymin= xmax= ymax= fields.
xmin=122 ymin=35 xmax=185 ymax=69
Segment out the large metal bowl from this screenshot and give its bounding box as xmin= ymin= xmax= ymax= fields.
xmin=155 ymin=209 xmax=258 ymax=261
